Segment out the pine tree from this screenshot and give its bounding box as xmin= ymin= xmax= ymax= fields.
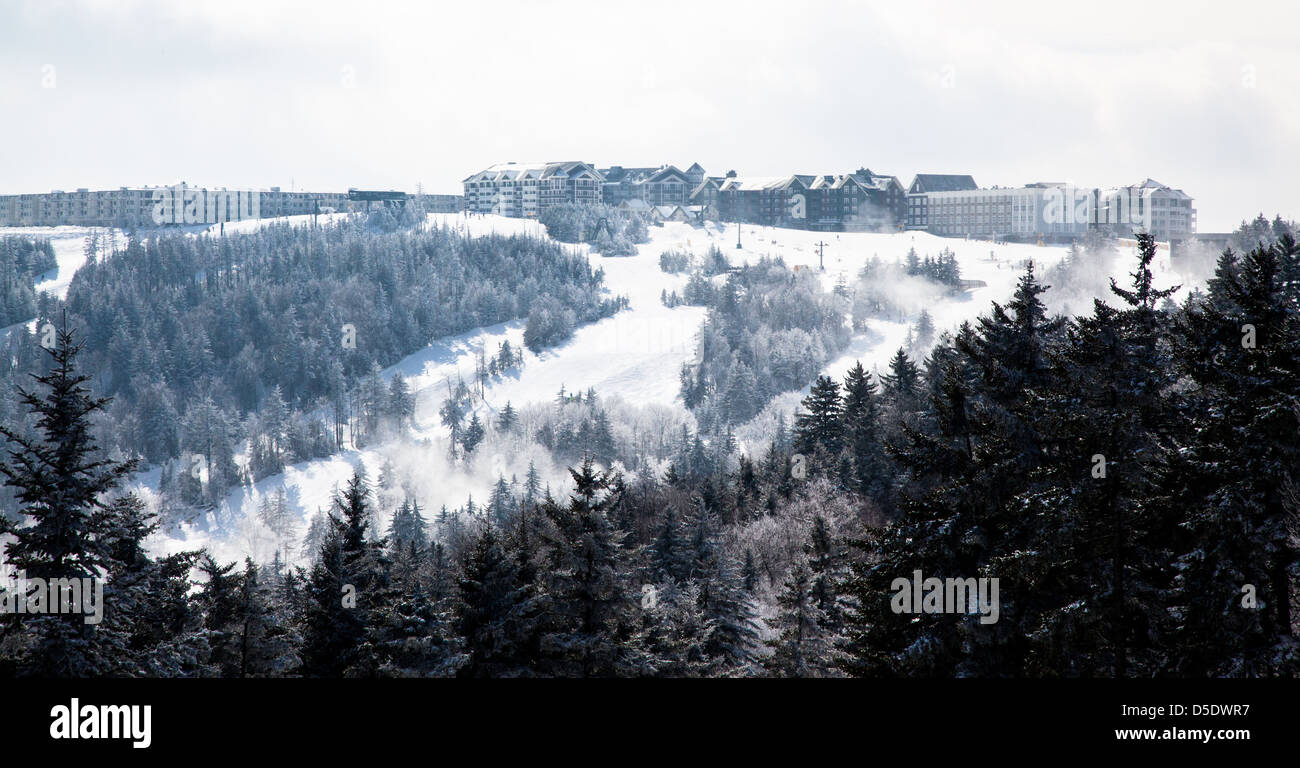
xmin=764 ymin=563 xmax=838 ymax=677
xmin=880 ymin=348 xmax=921 ymax=409
xmin=487 ymin=476 xmax=516 ymax=528
xmin=386 ymin=373 xmax=414 ymax=431
xmin=300 ymin=471 xmax=386 ymax=676
xmin=686 ymin=501 xmax=760 ymax=674
xmin=232 ymin=559 xmax=299 ymax=677
xmin=649 ymin=505 xmax=691 ymax=583
xmin=793 ymin=375 xmax=843 ymax=463
xmin=841 ymin=361 xmax=888 ymax=501
xmin=536 ymin=457 xmax=642 ymax=676
xmin=0 ymin=321 xmax=137 ymax=580
xmin=0 ymin=320 xmax=138 ymax=677
xmin=387 ymin=497 xmax=429 ymax=553
xmin=1169 ymin=237 xmax=1300 ymax=675
xmin=498 ymin=401 xmax=519 ymax=432
xmin=455 ymin=524 xmax=539 ymax=677
xmin=461 ymin=413 xmax=485 ymax=455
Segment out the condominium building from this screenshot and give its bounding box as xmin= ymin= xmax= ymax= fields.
xmin=462 ymin=161 xmax=603 ymax=218
xmin=0 ymin=184 xmax=431 ymax=227
xmin=599 ymin=163 xmax=706 ymax=208
xmin=906 ymin=175 xmax=1196 ymax=242
xmin=1093 ymin=179 xmax=1197 ymax=241
xmin=0 ymin=187 xmax=158 ymax=228
xmin=694 ymin=167 xmax=906 ymax=232
xmin=923 ymin=183 xmax=1083 ymax=239
xmin=905 ymin=174 xmax=979 ymax=230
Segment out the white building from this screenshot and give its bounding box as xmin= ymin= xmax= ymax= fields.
xmin=915 ymin=178 xmax=1196 ymax=242
xmin=462 ymin=161 xmax=604 ymax=218
xmin=1093 ymin=179 xmax=1197 ymax=241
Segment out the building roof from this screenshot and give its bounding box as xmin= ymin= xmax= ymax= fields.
xmin=464 ymin=161 xmax=603 ymax=183
xmin=910 ymin=174 xmax=979 ymax=193
xmin=600 ymin=166 xmax=657 ymax=184
xmin=644 ymin=165 xmax=691 ymax=184
xmin=719 ymin=175 xmax=808 ymax=192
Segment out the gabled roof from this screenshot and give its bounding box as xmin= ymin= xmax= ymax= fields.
xmin=464 ymin=161 xmax=603 ymax=184
xmin=910 ymin=174 xmax=978 ymax=194
xmin=645 ymin=165 xmax=690 ymax=184
xmin=685 ymin=162 xmax=706 ymax=173
xmin=600 ymin=166 xmax=657 ymax=184
xmin=719 ymin=175 xmax=810 ymax=192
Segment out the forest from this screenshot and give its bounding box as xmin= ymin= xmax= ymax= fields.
xmin=0 ymin=236 xmax=57 ymax=327
xmin=539 ymin=203 xmax=649 ymax=257
xmin=3 ymin=232 xmax=1296 ymax=677
xmin=0 ymin=216 xmax=626 ymax=518
xmin=677 ymin=256 xmax=853 ymax=431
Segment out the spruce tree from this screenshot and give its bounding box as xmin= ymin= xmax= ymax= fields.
xmin=793 ymin=375 xmax=843 ymax=468
xmin=0 ymin=320 xmax=138 ymax=677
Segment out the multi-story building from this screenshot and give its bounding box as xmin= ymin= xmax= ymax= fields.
xmin=412 ymin=193 xmax=465 ymax=213
xmin=849 ymin=168 xmax=908 ymax=228
xmin=0 ymin=184 xmax=415 ymax=227
xmin=598 ymin=163 xmax=704 ymax=208
xmin=905 ymin=174 xmax=979 ymax=230
xmin=698 ymin=168 xmax=905 ymax=232
xmin=600 ymin=166 xmax=658 ymax=207
xmin=462 ymin=161 xmax=603 ymax=218
xmin=262 ymin=187 xmax=353 ymax=217
xmin=922 ymin=184 xmax=1067 ymax=239
xmin=0 ymin=187 xmax=159 ymax=228
xmin=908 ymin=175 xmax=1196 ymax=242
xmin=1093 ymin=179 xmax=1196 ymax=241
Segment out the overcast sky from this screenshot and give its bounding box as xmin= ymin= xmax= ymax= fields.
xmin=2 ymin=0 xmax=1296 ymax=230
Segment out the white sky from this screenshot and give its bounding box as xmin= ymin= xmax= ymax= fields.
xmin=2 ymin=0 xmax=1297 ymax=231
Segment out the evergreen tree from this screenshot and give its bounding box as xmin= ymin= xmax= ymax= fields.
xmin=536 ymin=457 xmax=642 ymax=676
xmin=300 ymin=471 xmax=386 ymax=676
xmin=1170 ymin=237 xmax=1300 ymax=675
xmin=498 ymin=401 xmax=519 ymax=432
xmin=841 ymin=361 xmax=888 ymax=501
xmin=793 ymin=375 xmax=843 ymax=462
xmin=764 ymin=563 xmax=839 ymax=677
xmin=0 ymin=320 xmax=138 ymax=677
xmin=455 ymin=524 xmax=540 ymax=677
xmin=461 ymin=413 xmax=485 ymax=455
xmin=880 ymin=348 xmax=921 ymax=409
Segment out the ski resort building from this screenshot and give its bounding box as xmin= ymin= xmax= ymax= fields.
xmin=695 ymin=169 xmax=906 ymax=232
xmin=0 ymin=184 xmax=441 ymax=227
xmin=906 ymin=174 xmax=1196 ymax=242
xmin=461 ymin=161 xmax=603 ymax=218
xmin=599 ymin=163 xmax=705 ymax=208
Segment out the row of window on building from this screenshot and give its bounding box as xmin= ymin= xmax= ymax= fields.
xmin=0 ymin=185 xmax=464 ymax=228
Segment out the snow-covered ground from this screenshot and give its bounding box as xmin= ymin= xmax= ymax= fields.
xmin=2 ymin=214 xmax=1198 ymax=566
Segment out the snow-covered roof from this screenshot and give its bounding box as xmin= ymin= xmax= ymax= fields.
xmin=464 ymin=161 xmax=603 ymax=183
xmin=719 ymin=175 xmax=801 ymax=192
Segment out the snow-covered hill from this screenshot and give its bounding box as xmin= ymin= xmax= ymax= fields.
xmin=2 ymin=214 xmax=1200 ymax=566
